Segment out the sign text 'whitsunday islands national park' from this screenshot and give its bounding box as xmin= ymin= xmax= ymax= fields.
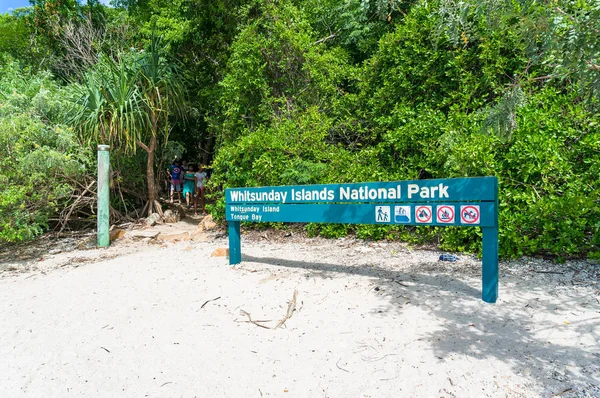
xmin=229 ymin=183 xmax=449 ymax=203
xmin=227 ymin=178 xmax=495 ymax=204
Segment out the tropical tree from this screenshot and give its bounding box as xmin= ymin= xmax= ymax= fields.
xmin=137 ymin=37 xmax=186 ymax=214
xmin=71 ymin=38 xmax=185 ymax=216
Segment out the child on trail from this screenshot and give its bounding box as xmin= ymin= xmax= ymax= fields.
xmin=168 ymin=160 xmax=182 ymax=204
xmin=194 ymin=164 xmax=208 ymax=216
xmin=182 ymin=165 xmax=196 ymax=208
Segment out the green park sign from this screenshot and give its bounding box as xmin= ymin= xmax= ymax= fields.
xmin=226 ymin=176 xmax=499 ymax=303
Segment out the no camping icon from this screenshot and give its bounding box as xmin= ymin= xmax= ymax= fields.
xmin=415 ymin=205 xmax=432 ymax=223
xmin=460 ymin=205 xmax=481 ymax=224
xmin=436 ymin=205 xmax=455 ymax=224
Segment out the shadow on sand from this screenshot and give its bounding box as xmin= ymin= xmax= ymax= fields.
xmin=243 ymin=254 xmax=600 ymax=396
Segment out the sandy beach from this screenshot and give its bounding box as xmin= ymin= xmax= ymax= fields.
xmin=0 ymin=224 xmax=598 ymax=397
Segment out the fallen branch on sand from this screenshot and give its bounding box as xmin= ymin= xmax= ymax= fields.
xmin=551 ymin=388 xmax=573 ymax=397
xmin=199 ymin=296 xmax=221 ymax=310
xmin=240 ymin=310 xmax=272 ymax=329
xmin=534 ymin=270 xmax=565 ymax=275
xmin=275 ymin=290 xmax=297 ymax=329
xmin=394 ymin=280 xmax=409 ymax=287
xmin=240 ymin=290 xmax=298 ymax=329
xmin=336 ymin=358 xmax=349 ymax=372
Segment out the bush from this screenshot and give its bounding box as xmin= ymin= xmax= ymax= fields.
xmin=0 ymin=60 xmax=91 ymax=242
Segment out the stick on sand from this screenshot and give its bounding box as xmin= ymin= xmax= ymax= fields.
xmin=240 ymin=290 xmax=298 ymax=330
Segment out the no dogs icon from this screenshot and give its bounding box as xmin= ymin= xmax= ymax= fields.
xmin=436 ymin=205 xmax=455 ymax=223
xmin=460 ymin=205 xmax=480 ymax=224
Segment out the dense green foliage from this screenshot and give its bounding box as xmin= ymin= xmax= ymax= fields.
xmin=208 ymin=0 xmax=600 ymax=258
xmin=0 ymin=0 xmax=598 ymax=259
xmin=0 ymin=13 xmax=29 ymax=59
xmin=0 ymin=59 xmax=91 ymax=241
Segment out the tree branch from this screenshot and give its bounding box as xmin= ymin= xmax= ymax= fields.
xmin=313 ymin=30 xmax=340 ymax=45
xmin=586 ymin=60 xmax=600 ymax=71
xmin=137 ymin=140 xmax=150 ymax=152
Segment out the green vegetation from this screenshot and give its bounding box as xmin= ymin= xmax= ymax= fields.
xmin=0 ymin=0 xmax=598 ymax=259
xmin=71 ymin=37 xmax=186 ymax=215
xmin=0 ymin=59 xmax=90 ymax=241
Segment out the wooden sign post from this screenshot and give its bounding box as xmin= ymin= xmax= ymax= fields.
xmin=97 ymin=145 xmax=110 ymax=248
xmin=226 ymin=176 xmax=499 ymax=303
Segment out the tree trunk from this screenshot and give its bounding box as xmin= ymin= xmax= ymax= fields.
xmin=146 ymin=134 xmax=159 ymax=216
xmin=137 ymin=97 xmax=163 ymax=217
xmin=202 ymin=133 xmax=214 ymax=166
xmin=138 ymin=133 xmax=161 ymax=217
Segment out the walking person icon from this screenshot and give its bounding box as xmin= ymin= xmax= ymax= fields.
xmin=375 ymin=206 xmax=390 ymax=223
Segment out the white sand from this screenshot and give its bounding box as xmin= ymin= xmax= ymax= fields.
xmin=0 ymin=234 xmax=598 ymax=397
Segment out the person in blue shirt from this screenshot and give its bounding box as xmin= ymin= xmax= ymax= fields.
xmin=168 ymin=160 xmax=182 ymax=204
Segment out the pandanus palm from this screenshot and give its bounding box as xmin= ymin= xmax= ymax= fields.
xmin=137 ymin=37 xmax=186 ymax=215
xmin=72 ymin=39 xmax=185 ymax=216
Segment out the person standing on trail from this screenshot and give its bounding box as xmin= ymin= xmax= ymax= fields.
xmin=168 ymin=160 xmax=182 ymax=204
xmin=194 ymin=163 xmax=208 ymax=216
xmin=182 ymin=165 xmax=196 ymax=208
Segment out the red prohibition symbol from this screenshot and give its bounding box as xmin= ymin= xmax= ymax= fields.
xmin=460 ymin=205 xmax=480 ymax=224
xmin=437 ymin=205 xmax=455 ymax=223
xmin=415 ymin=206 xmax=432 ymax=223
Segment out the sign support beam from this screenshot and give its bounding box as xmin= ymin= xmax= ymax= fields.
xmin=228 ymin=221 xmax=241 ymax=265
xmin=482 ymin=227 xmax=499 ymax=303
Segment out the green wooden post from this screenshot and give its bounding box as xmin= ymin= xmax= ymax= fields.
xmin=97 ymin=145 xmax=110 ymax=247
xmin=228 ymin=221 xmax=241 ymax=265
xmin=482 ymin=227 xmax=498 ymax=303
xmin=482 ymin=177 xmax=499 ymax=303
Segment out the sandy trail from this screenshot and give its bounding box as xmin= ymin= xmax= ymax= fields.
xmin=0 ymin=235 xmax=598 ymax=397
